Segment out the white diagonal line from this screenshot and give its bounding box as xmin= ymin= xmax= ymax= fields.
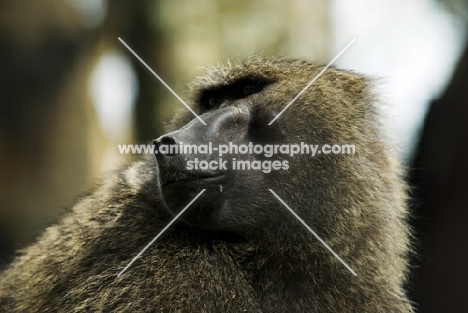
xmin=117 ymin=189 xmax=206 ymax=277
xmin=268 ymin=189 xmax=357 ymax=276
xmin=118 ymin=37 xmax=207 ymax=126
xmin=268 ymin=38 xmax=356 ymax=125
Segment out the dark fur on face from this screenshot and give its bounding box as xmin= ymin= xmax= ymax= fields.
xmin=0 ymin=57 xmax=413 ymax=312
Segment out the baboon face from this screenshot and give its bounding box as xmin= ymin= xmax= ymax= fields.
xmin=153 ymin=58 xmax=368 ymax=237
xmin=154 ymin=77 xmax=283 ymax=235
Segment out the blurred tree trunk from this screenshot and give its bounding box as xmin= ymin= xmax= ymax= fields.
xmin=410 ymin=27 xmax=468 ymax=313
xmin=103 ymin=0 xmax=165 ymax=143
xmin=0 ymin=0 xmax=99 ymax=265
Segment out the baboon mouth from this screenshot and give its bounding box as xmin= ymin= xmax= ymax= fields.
xmin=162 ymin=171 xmax=225 ymax=187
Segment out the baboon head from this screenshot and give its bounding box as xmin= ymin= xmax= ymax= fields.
xmin=153 ymin=57 xmax=387 ymax=247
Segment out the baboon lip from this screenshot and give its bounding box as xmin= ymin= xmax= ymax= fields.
xmin=162 ymin=170 xmax=225 ymax=187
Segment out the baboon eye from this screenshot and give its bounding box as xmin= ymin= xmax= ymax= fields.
xmin=207 ymin=96 xmax=222 ymax=109
xmin=242 ymin=84 xmax=261 ymax=97
xmin=243 ymin=85 xmax=255 ymax=96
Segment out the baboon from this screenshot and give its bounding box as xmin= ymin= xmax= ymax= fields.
xmin=0 ymin=57 xmax=413 ymax=312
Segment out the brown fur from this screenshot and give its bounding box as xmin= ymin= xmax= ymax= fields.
xmin=0 ymin=57 xmax=413 ymax=312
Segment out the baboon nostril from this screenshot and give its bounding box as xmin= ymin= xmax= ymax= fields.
xmin=153 ymin=136 xmax=178 ymax=156
xmin=153 ymin=136 xmax=176 ymax=147
xmin=161 ymin=136 xmax=176 ymax=145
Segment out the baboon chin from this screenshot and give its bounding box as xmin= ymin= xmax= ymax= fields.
xmin=0 ymin=57 xmax=413 ymax=313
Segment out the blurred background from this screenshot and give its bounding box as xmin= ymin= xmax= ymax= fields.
xmin=0 ymin=0 xmax=467 ymax=312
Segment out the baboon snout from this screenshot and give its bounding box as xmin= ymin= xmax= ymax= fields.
xmin=153 ymin=104 xmax=251 ymax=154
